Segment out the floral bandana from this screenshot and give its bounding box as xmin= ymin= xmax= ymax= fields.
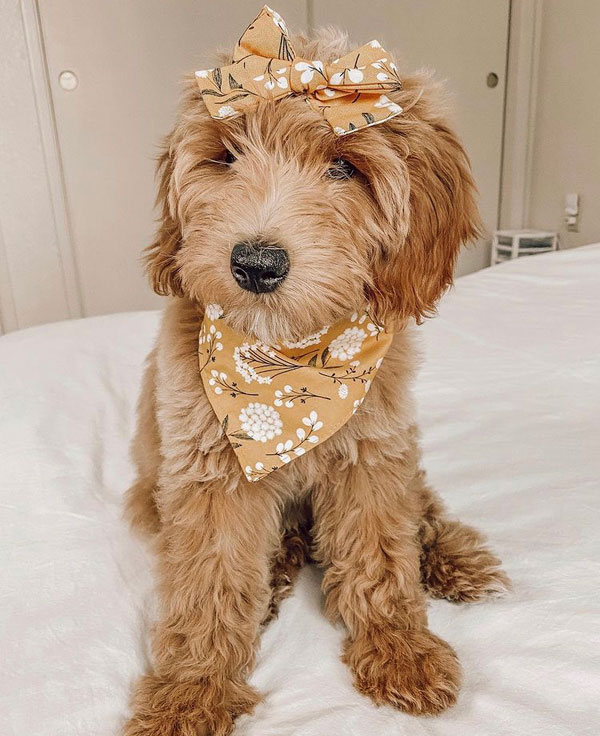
xmin=195 ymin=5 xmax=403 ymax=136
xmin=199 ymin=305 xmax=393 ymax=482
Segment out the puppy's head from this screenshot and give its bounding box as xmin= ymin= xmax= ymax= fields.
xmin=147 ymin=30 xmax=481 ymax=343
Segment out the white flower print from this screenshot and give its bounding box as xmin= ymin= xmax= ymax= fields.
xmin=367 ymin=321 xmax=384 ymax=337
xmin=334 ymin=126 xmax=347 ymax=136
xmin=244 ymin=461 xmax=269 ymax=482
xmin=329 ymin=327 xmax=367 ymax=361
xmin=273 ymin=440 xmax=293 ymax=464
xmin=208 ymin=369 xmax=226 ymax=395
xmin=330 ymin=67 xmax=365 ymax=85
xmin=302 ymin=410 xmax=323 ymax=432
xmin=294 ymin=60 xmax=324 ymax=85
xmin=205 ymin=303 xmax=223 ymax=321
xmin=274 ymin=385 xmax=294 ymax=408
xmin=271 ymin=411 xmax=323 ymax=460
xmin=267 ymin=6 xmax=288 ymax=34
xmin=375 ymin=357 xmax=384 ymax=369
xmin=369 ymin=40 xmax=382 ymax=48
xmin=208 ymin=369 xmax=258 ymax=398
xmin=234 ymin=342 xmax=276 ymax=384
xmin=274 ymin=384 xmax=330 ymax=408
xmin=264 ymin=76 xmax=288 ymax=91
xmin=374 ymin=94 xmax=403 ymax=115
xmin=283 ymin=325 xmax=329 ymax=349
xmin=217 ymin=105 xmax=236 ymax=118
xmin=195 ymin=69 xmax=212 ymax=79
xmin=370 ymin=58 xmax=401 ymax=86
xmin=199 ymin=323 xmax=223 ymax=369
xmin=338 ymin=383 xmax=349 ymax=399
xmin=239 ymin=402 xmax=283 ymax=443
xmin=351 ymin=310 xmax=384 ymax=337
xmin=352 ymin=397 xmax=365 ymax=414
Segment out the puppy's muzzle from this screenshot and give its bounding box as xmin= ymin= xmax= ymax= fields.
xmin=230 ymin=242 xmax=289 ymax=294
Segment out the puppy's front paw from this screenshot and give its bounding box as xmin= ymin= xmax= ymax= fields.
xmin=344 ymin=628 xmax=461 ymax=716
xmin=123 ymin=675 xmax=259 ymax=736
xmin=124 ymin=710 xmax=208 ymax=736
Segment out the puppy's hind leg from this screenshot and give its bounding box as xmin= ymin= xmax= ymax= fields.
xmin=264 ymin=500 xmax=312 ymax=625
xmin=415 ymin=471 xmax=511 ymax=602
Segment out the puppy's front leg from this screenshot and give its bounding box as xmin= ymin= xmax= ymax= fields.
xmin=124 ymin=480 xmax=281 ymax=736
xmin=312 ymin=461 xmax=461 ymax=715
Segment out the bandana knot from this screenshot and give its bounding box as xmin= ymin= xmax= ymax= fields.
xmin=195 ymin=5 xmax=404 ymax=136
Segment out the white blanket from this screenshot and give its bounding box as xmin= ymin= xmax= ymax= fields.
xmin=1 ymin=245 xmax=599 ymax=735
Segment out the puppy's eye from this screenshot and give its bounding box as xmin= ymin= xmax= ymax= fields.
xmin=224 ymin=150 xmax=236 ymax=165
xmin=327 ymin=158 xmax=356 ymax=180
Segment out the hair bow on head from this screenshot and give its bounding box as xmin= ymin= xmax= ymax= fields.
xmin=195 ymin=5 xmax=403 ymax=136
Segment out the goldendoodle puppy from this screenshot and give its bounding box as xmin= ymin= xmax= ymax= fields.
xmin=124 ymin=10 xmax=509 ymax=735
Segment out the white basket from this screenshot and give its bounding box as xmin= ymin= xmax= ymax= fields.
xmin=491 ymin=229 xmax=558 ymax=266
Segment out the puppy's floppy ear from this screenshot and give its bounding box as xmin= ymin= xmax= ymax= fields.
xmin=372 ymin=74 xmax=483 ymax=324
xmin=144 ymin=137 xmax=184 ymax=297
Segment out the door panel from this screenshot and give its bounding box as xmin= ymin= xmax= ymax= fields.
xmin=38 ymin=1 xmax=307 ymax=316
xmin=313 ymin=0 xmax=510 ymax=275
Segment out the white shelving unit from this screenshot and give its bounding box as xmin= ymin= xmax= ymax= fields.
xmin=491 ymin=229 xmax=559 ymax=266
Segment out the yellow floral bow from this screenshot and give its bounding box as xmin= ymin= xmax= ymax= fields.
xmin=199 ymin=306 xmax=393 ymax=482
xmin=195 ymin=5 xmax=403 ymax=136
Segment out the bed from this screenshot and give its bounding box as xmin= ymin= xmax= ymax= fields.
xmin=1 ymin=244 xmax=598 ymax=735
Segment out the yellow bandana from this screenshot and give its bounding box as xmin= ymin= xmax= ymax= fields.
xmin=195 ymin=5 xmax=403 ymax=137
xmin=199 ymin=306 xmax=393 ymax=481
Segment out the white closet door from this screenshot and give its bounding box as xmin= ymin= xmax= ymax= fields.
xmin=313 ymin=0 xmax=510 ymax=275
xmin=38 ymin=1 xmax=307 ymax=317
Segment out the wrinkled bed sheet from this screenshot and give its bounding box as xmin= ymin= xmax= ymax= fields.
xmin=1 ymin=245 xmax=599 ymax=735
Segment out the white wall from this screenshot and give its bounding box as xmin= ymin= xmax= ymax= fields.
xmin=528 ymin=0 xmax=600 ymax=249
xmin=502 ymin=0 xmax=600 ymax=249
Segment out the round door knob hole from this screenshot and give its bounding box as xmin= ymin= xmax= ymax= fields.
xmin=59 ymin=70 xmax=78 ymax=91
xmin=487 ymin=72 xmax=499 ymax=88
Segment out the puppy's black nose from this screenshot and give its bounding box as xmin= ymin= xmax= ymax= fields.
xmin=230 ymin=242 xmax=289 ymax=294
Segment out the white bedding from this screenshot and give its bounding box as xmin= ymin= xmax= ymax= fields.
xmin=1 ymin=245 xmax=599 ymax=735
